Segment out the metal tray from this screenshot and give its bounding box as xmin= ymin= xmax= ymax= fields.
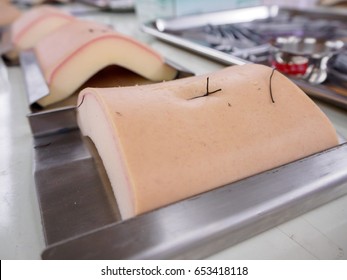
xmin=12 ymin=1 xmax=129 ymax=12
xmin=141 ymin=5 xmax=347 ymax=110
xmin=28 ymin=107 xmax=347 ymax=259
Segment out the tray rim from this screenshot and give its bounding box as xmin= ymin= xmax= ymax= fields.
xmin=41 ymin=139 xmax=347 ymax=259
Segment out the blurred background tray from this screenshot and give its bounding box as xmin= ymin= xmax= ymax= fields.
xmin=142 ymin=5 xmax=347 ymax=110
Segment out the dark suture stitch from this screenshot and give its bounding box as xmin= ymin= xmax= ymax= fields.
xmin=269 ymin=68 xmax=276 ymax=104
xmin=76 ymin=95 xmax=85 ymax=108
xmin=189 ymin=77 xmax=222 ymax=100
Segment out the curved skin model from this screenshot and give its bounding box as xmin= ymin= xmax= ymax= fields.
xmin=34 ymin=20 xmax=178 ymax=107
xmin=77 ymin=64 xmax=339 ymax=219
xmin=0 ymin=3 xmax=22 ymax=27
xmin=6 ymin=5 xmax=74 ymax=59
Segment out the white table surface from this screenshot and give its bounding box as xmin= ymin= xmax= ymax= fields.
xmin=1 ymin=4 xmax=347 ymax=260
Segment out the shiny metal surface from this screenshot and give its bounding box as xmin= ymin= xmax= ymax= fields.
xmin=42 ymin=142 xmax=347 ymax=259
xmin=155 ymin=5 xmax=278 ymax=32
xmin=75 ymin=0 xmax=134 ymax=11
xmin=28 ymin=108 xmax=120 ymax=245
xmin=293 ymin=79 xmax=347 ymax=110
xmin=28 ymin=106 xmax=78 ymax=137
xmin=154 ymin=5 xmax=347 ymax=32
xmin=19 ymin=50 xmax=49 ymax=104
xmin=142 ymin=23 xmax=250 ymax=65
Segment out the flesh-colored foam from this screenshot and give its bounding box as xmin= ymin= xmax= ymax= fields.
xmin=0 ymin=3 xmax=22 ymax=27
xmin=77 ymin=64 xmax=339 ymax=219
xmin=6 ymin=5 xmax=74 ymax=59
xmin=34 ymin=20 xmax=177 ymax=107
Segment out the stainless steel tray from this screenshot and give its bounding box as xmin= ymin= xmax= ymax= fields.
xmin=28 ymin=107 xmax=347 ymax=259
xmin=142 ymin=5 xmax=347 ymax=110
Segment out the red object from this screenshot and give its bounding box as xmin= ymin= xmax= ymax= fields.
xmin=271 ymin=58 xmax=308 ymax=76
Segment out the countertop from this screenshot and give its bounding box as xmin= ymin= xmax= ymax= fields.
xmin=1 ymin=3 xmax=347 ymax=260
